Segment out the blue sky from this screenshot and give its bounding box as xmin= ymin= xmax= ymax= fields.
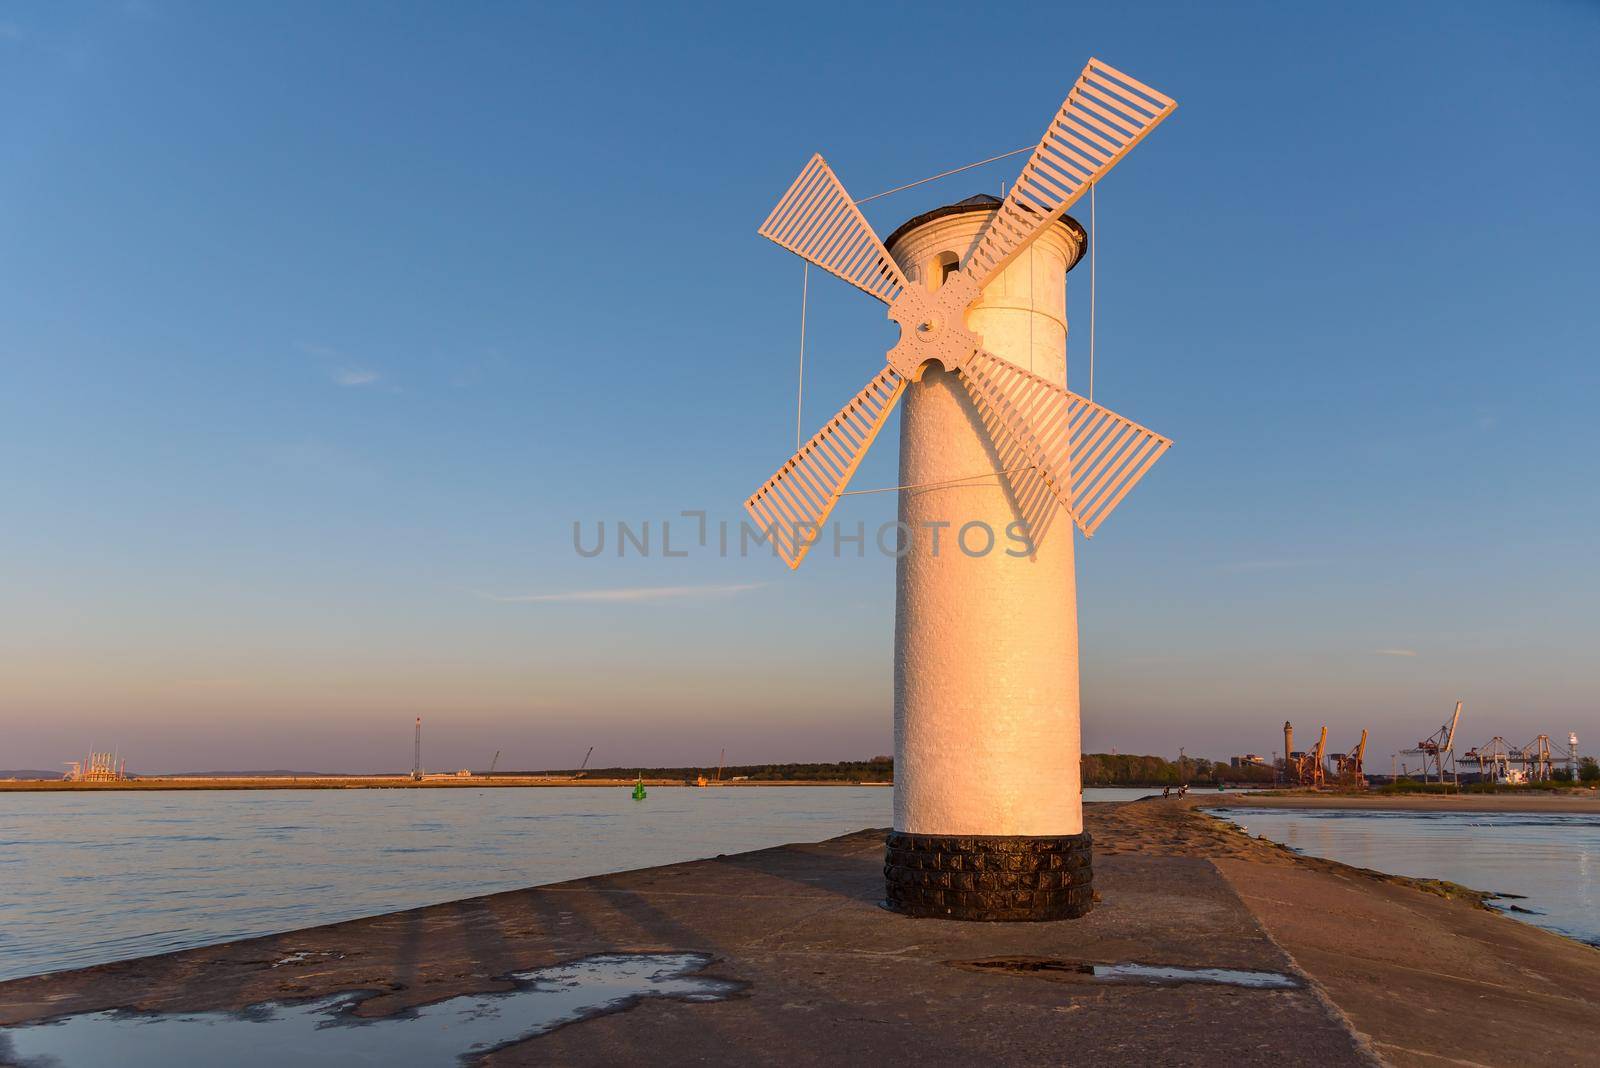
xmin=2 ymin=1 xmax=1596 ymax=772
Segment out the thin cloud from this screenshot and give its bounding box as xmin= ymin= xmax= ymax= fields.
xmin=299 ymin=343 xmax=382 ymax=388
xmin=332 ymin=367 xmax=381 ymax=387
xmin=477 ymin=583 xmax=766 ymax=604
xmin=1374 ymin=648 xmax=1418 ymax=657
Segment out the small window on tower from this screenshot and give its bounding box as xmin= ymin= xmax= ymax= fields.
xmin=929 ymin=251 xmax=959 ymax=290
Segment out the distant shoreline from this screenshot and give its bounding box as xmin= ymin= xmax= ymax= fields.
xmin=0 ymin=777 xmax=1242 ymax=793
xmin=1202 ymin=790 xmax=1600 ymax=814
xmin=0 ymin=776 xmax=894 ymax=792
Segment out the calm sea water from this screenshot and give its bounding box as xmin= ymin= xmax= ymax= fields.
xmin=0 ymin=786 xmax=894 ymax=983
xmin=0 ymin=786 xmax=1189 ymax=981
xmin=1217 ymin=807 xmax=1600 ymax=946
xmin=12 ymin=786 xmax=1538 ymax=985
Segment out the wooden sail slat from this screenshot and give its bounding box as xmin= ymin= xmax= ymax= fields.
xmin=1080 ymin=72 xmax=1161 ymax=121
xmin=745 ymin=365 xmax=907 ymax=568
xmin=1085 ymin=57 xmax=1171 ymax=106
xmin=758 ymin=154 xmax=907 ymax=304
xmin=1081 ymin=434 xmax=1161 ymax=522
xmin=963 ymin=59 xmax=1175 ymax=287
xmin=958 ymin=349 xmax=1171 ymax=541
xmin=1082 ymin=440 xmax=1166 ymax=533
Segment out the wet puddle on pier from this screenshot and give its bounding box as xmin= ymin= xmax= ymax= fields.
xmin=0 ymin=953 xmax=742 ymax=1067
xmin=951 ymin=956 xmax=1301 ymax=989
xmin=1087 ymin=963 xmax=1299 ymax=988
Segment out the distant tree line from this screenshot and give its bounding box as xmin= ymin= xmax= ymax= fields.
xmin=566 ymin=754 xmax=1274 ymax=787
xmin=1080 ymin=753 xmax=1276 ymax=786
xmin=1551 ymin=757 xmax=1600 ymax=783
xmin=569 ymin=758 xmax=894 ymax=782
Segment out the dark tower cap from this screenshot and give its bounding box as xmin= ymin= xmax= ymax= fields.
xmin=884 ymin=194 xmax=1088 ymax=272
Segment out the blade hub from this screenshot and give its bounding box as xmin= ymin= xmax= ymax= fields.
xmin=885 ymin=271 xmax=981 ymax=380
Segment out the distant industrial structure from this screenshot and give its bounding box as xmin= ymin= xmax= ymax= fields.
xmin=1277 ymin=701 xmax=1583 ymax=789
xmin=1461 ymin=736 xmax=1543 ymax=784
xmin=1396 ymin=701 xmax=1580 ymax=786
xmin=1280 ymin=700 xmax=1580 ymax=793
xmin=62 ymin=750 xmax=127 ymax=782
xmin=1403 ymin=701 xmax=1463 ymax=783
xmin=1388 ymin=703 xmax=1587 ymax=789
xmin=411 ymin=717 xmax=423 ymax=781
xmin=696 ymin=749 xmax=727 ymax=788
xmin=1282 ymin=722 xmax=1327 ymax=787
xmin=1460 ymin=732 xmax=1581 ymax=785
xmin=1327 ymin=729 xmax=1368 ymax=788
xmin=1275 ymin=724 xmax=1367 ymax=789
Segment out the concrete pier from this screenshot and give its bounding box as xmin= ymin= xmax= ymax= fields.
xmin=2 ymin=800 xmax=1596 ymax=1066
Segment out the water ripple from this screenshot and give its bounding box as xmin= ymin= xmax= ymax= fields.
xmin=1219 ymin=807 xmax=1600 ymax=945
xmin=0 ymin=787 xmax=893 ymax=982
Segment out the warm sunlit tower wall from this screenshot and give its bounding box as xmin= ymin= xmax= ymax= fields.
xmin=887 ymin=202 xmax=1085 ymax=837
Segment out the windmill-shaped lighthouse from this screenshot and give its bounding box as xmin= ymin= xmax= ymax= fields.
xmin=748 ymin=59 xmax=1176 ymax=920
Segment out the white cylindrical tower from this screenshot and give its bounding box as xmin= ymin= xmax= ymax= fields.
xmin=883 ymin=197 xmax=1092 ymax=921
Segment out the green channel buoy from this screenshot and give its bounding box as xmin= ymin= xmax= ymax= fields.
xmin=632 ymin=775 xmax=646 ymax=801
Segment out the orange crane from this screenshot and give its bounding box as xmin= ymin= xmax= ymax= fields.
xmin=696 ymin=749 xmax=727 ymax=788
xmin=1327 ymin=729 xmax=1368 ymax=787
xmin=1283 ymin=722 xmax=1327 ymax=787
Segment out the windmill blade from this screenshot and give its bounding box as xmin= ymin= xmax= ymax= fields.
xmin=758 ymin=154 xmax=910 ymax=305
xmin=958 ymin=352 xmax=1072 ymax=551
xmin=963 ymin=59 xmax=1175 ymax=289
xmin=962 ymin=348 xmax=1171 ymax=540
xmin=745 ymin=364 xmax=907 ymax=569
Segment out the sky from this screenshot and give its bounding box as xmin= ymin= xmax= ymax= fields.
xmin=2 ymin=1 xmax=1597 ymax=773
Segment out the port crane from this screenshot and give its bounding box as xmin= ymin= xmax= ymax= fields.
xmin=572 ymin=746 xmax=594 ymax=779
xmin=62 ymin=749 xmax=127 ymax=783
xmin=696 ymin=748 xmax=726 ymax=788
xmin=1403 ymin=701 xmax=1462 ymax=784
xmin=1462 ymin=736 xmax=1516 ymax=783
xmin=1462 ymin=733 xmax=1555 ymax=784
xmin=1283 ymin=722 xmax=1327 ymax=787
xmin=1521 ymin=735 xmax=1553 ymax=781
xmin=1327 ymin=729 xmax=1368 ymax=787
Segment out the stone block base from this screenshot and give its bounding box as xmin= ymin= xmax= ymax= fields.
xmin=883 ymin=831 xmax=1093 ymax=921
